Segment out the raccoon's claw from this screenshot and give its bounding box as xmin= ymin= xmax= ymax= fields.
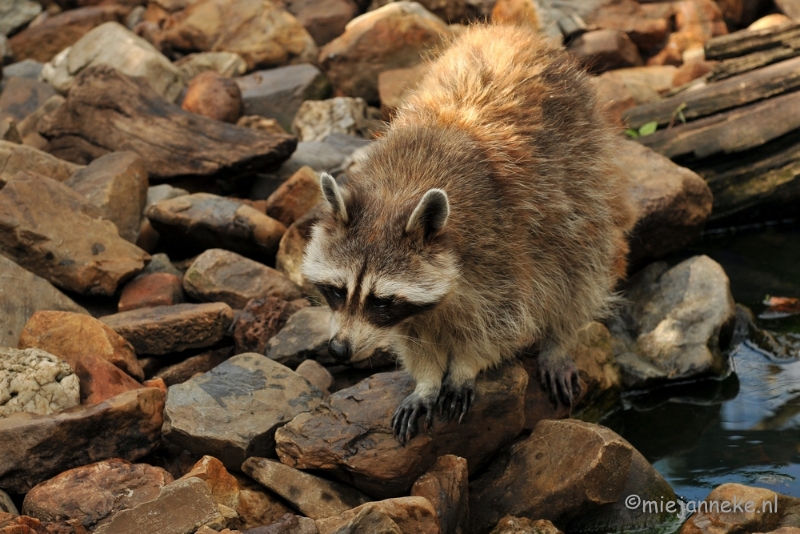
xmin=539 ymin=356 xmax=582 ymax=408
xmin=391 ymin=392 xmax=436 ymax=445
xmin=436 ymin=379 xmax=476 ymax=423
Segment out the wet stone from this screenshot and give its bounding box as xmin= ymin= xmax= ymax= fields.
xmin=235 ymin=64 xmax=330 ymax=132
xmin=0 ymin=348 xmax=79 ymax=418
xmin=0 ymin=254 xmax=87 ymax=349
xmin=609 ymin=255 xmax=736 ymax=389
xmin=242 ymin=457 xmax=371 ymax=519
xmin=275 ymin=361 xmax=527 ymax=499
xmin=21 ymin=458 xmax=173 ymax=531
xmin=163 ymin=353 xmax=325 ymax=470
xmin=101 ymin=302 xmax=234 ymax=356
xmin=183 ymin=249 xmax=301 ymax=309
xmin=0 ymin=172 xmax=149 ymax=296
xmin=0 ymin=387 xmax=165 ymax=493
xmin=146 ymin=194 xmax=286 ymax=263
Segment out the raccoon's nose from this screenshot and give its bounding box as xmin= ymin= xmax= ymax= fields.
xmin=328 ymin=338 xmax=352 ymax=362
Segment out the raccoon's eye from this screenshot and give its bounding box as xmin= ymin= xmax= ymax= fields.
xmin=369 ymin=295 xmax=395 ymax=309
xmin=317 ymin=284 xmax=346 ymax=309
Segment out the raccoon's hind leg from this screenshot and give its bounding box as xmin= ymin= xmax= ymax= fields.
xmin=538 ymin=337 xmax=582 ymax=407
xmin=391 ymin=348 xmax=447 ymax=444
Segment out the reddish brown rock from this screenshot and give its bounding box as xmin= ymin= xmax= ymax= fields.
xmin=647 ymin=0 xmax=727 ymax=67
xmin=0 ymin=388 xmax=165 ymax=494
xmin=0 ymin=172 xmax=149 ymax=296
xmin=242 ymin=457 xmax=371 ymax=519
xmin=118 ymin=272 xmax=186 ymax=312
xmin=567 ymin=29 xmax=643 ymax=74
xmin=295 ymin=359 xmax=333 ymax=395
xmin=315 ymin=497 xmax=440 ymax=534
xmin=377 ymin=63 xmax=428 ymax=115
xmin=0 ymin=77 xmax=57 ymax=123
xmin=93 ymin=477 xmax=225 ymax=534
xmin=0 ymin=141 xmax=81 ymax=187
xmin=154 ymin=347 xmax=234 ymax=386
xmin=490 ymin=517 xmax=563 ymax=534
xmin=157 ymin=0 xmax=318 ymax=71
xmin=18 ymin=310 xmax=144 ymax=381
xmin=490 ymin=0 xmax=540 ymax=27
xmin=74 ymin=354 xmax=144 ymax=404
xmin=282 ymin=0 xmax=359 ymax=46
xmin=0 ymin=512 xmax=75 ymax=534
xmin=469 ymin=420 xmax=676 ymax=533
xmin=679 ymin=483 xmax=800 ymax=534
xmin=233 ymin=474 xmax=295 ymax=530
xmin=21 ymin=459 xmax=173 ymax=530
xmin=319 ymin=1 xmax=453 ymax=103
xmin=411 ymin=455 xmax=468 ymax=534
xmin=586 ymin=0 xmax=671 ymax=52
xmin=247 ymin=513 xmax=317 ymax=533
xmin=182 ymin=71 xmax=243 ymax=123
xmin=180 ymin=456 xmax=240 ymax=510
xmin=276 ymin=204 xmax=324 ymax=299
xmin=65 ymin=151 xmax=149 ymax=244
xmin=146 ymin=194 xmax=287 ymax=263
xmin=264 ymin=166 xmax=322 ymax=226
xmin=101 ymin=303 xmax=234 ymax=356
xmin=233 ymin=297 xmax=309 ymax=355
xmin=183 ymin=249 xmax=301 ymax=308
xmin=8 ymin=5 xmax=130 ymax=63
xmin=275 ymin=361 xmax=527 ymax=499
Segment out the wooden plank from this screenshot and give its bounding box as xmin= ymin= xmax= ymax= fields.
xmin=705 ymin=20 xmax=800 ymax=60
xmin=708 ymin=43 xmax=800 ymax=81
xmin=39 ymin=64 xmax=297 ymax=185
xmin=621 ymin=55 xmax=800 ymax=129
xmin=636 ymin=90 xmax=800 ymax=159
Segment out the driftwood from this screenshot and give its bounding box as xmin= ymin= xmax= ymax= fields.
xmin=39 ymin=65 xmax=297 ymax=187
xmin=637 ymin=90 xmax=800 ymax=159
xmin=708 ymin=41 xmax=800 ymax=81
xmin=622 ymin=55 xmax=800 ymax=129
xmin=704 ymin=20 xmax=800 ymax=60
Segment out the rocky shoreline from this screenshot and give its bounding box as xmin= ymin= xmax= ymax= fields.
xmin=2 ymin=0 xmax=800 ymax=532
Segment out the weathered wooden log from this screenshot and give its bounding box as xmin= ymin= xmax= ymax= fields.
xmin=695 ymin=129 xmax=800 ymax=223
xmin=636 ymin=90 xmax=800 ymax=159
xmin=708 ymin=41 xmax=800 ymax=81
xmin=39 ymin=65 xmax=297 ymax=187
xmin=622 ymin=55 xmax=800 ymax=129
xmin=705 ymin=20 xmax=800 ymax=60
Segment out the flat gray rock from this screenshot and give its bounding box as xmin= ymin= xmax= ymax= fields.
xmin=266 ymin=307 xmax=331 ymax=367
xmin=0 ymin=254 xmax=87 ymax=348
xmin=0 ymin=0 xmax=42 ymax=36
xmin=163 ymin=353 xmax=324 ymax=470
xmin=609 ymin=255 xmax=737 ymax=388
xmin=236 ymin=64 xmax=330 ymax=131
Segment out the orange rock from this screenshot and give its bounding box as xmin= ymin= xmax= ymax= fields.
xmin=118 ymin=272 xmax=186 ymax=312
xmin=181 ymin=456 xmax=240 ymax=510
xmin=18 ymin=310 xmax=144 ymax=381
xmin=182 ymin=71 xmax=242 ymax=123
xmin=264 ymin=165 xmax=322 ymax=227
xmin=75 ymin=354 xmax=144 ymax=405
xmin=491 ymin=0 xmax=539 ymax=28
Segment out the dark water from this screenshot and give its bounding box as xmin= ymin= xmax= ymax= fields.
xmin=605 ymin=222 xmax=800 ymax=505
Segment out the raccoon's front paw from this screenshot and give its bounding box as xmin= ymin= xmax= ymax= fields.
xmin=436 ymin=377 xmax=475 ymax=423
xmin=391 ymin=391 xmax=436 ymax=445
xmin=538 ymin=353 xmax=582 ymax=407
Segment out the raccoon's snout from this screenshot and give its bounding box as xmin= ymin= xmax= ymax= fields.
xmin=328 ymin=337 xmax=352 ymax=362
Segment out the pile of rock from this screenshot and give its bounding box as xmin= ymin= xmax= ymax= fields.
xmin=0 ymin=0 xmax=795 ymax=532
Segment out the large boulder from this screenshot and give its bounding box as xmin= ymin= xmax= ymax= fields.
xmin=609 ymin=255 xmax=736 ymax=389
xmin=275 ymin=361 xmax=528 ymax=499
xmin=0 ymin=141 xmax=82 ymax=188
xmin=469 ymin=419 xmax=678 ymax=533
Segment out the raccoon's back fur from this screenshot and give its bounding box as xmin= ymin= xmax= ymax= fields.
xmin=303 ymin=24 xmax=635 ymax=441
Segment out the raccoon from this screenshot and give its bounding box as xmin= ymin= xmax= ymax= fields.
xmin=302 ymin=24 xmax=635 ymax=443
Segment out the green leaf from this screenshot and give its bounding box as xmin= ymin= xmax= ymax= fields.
xmin=625 ymin=128 xmax=640 ymax=138
xmin=639 ymin=121 xmax=658 ymax=136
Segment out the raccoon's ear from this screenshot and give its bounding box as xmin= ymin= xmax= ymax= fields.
xmin=320 ymin=172 xmax=349 ymax=223
xmin=406 ymin=188 xmax=449 ymax=239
